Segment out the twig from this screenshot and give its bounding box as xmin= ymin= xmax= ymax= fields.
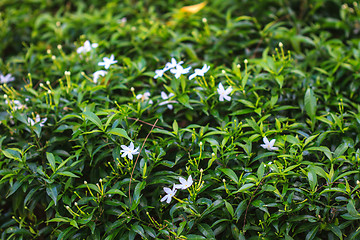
xmin=129 ymin=118 xmax=159 ymax=203
xmin=127 ymin=117 xmax=164 ymax=129
xmin=243 ymin=170 xmax=270 ymax=229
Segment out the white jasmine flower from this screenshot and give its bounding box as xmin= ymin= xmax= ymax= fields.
xmin=160 ymin=185 xmax=177 ymax=204
xmin=98 ymin=54 xmax=117 ymax=69
xmin=77 ymin=40 xmax=98 ymax=55
xmin=93 ymin=70 xmax=107 ymax=83
xmin=120 ymin=142 xmax=139 ymax=160
xmin=188 ymin=64 xmax=210 ymax=80
xmin=5 ymin=99 xmax=25 ymax=110
xmin=217 ymin=83 xmax=232 ymax=101
xmin=154 ymin=69 xmax=165 ymax=79
xmin=260 ymin=136 xmax=279 ymax=151
xmin=164 ymin=58 xmax=183 ymax=71
xmin=136 ymin=92 xmax=153 ymax=104
xmin=0 ymin=73 xmax=15 ymax=84
xmin=175 ymin=175 xmax=193 ymax=190
xmin=170 ymin=65 xmax=191 ymax=79
xmin=159 ymin=91 xmax=176 ymax=110
xmin=28 ymin=114 xmax=47 ymax=127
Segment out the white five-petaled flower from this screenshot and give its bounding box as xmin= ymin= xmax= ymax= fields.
xmin=175 ymin=175 xmax=193 ymax=190
xmin=161 ymin=185 xmax=177 ymax=204
xmin=170 ymin=65 xmax=191 ymax=79
xmin=217 ymin=83 xmax=232 ymax=101
xmin=154 ymin=69 xmax=165 ymax=79
xmin=164 ymin=58 xmax=183 ymax=71
xmin=93 ymin=70 xmax=107 ymax=83
xmin=120 ymin=142 xmax=139 ymax=160
xmin=98 ymin=54 xmax=117 ymax=69
xmin=159 ymin=91 xmax=176 ymax=110
xmin=76 ymin=40 xmax=98 ymax=55
xmin=188 ymin=64 xmax=210 ymax=80
xmin=260 ymin=136 xmax=279 ymax=151
xmin=136 ymin=92 xmax=153 ymax=104
xmin=0 ymin=73 xmax=15 ymax=84
xmin=28 ymin=114 xmax=47 ymax=127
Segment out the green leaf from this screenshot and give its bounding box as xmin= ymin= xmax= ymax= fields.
xmin=225 ymin=200 xmax=234 ymax=217
xmin=333 ymin=143 xmax=348 ymax=158
xmin=347 ymin=200 xmax=360 ymax=217
xmin=178 ymin=94 xmax=193 ymax=109
xmin=220 ymin=168 xmax=238 ymax=184
xmin=328 ymin=224 xmax=343 ymax=240
xmin=7 ymin=181 xmax=22 ymax=198
xmin=307 ymin=169 xmax=317 ymax=191
xmin=235 ymin=200 xmax=247 ymax=221
xmin=108 ymin=128 xmax=132 ymax=141
xmin=304 ymin=88 xmax=317 ymax=125
xmin=57 ymin=171 xmax=80 ymax=178
xmin=306 ymin=146 xmax=332 ymax=161
xmin=233 ymin=183 xmax=255 ymax=194
xmin=2 ymin=148 xmax=22 ymax=162
xmin=198 ymin=223 xmax=215 ymax=239
xmin=257 ymin=162 xmax=265 ymax=179
xmin=305 ymin=224 xmax=319 ymax=240
xmin=83 ymin=111 xmax=103 ymax=130
xmin=46 ymin=152 xmax=56 ymax=172
xmin=131 ymin=224 xmax=145 ymax=237
xmin=173 ymin=120 xmax=178 ymax=135
xmin=105 ymin=189 xmax=127 ymax=197
xmin=46 ymin=185 xmax=58 ymax=205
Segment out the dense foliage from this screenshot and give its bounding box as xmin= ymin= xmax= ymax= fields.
xmin=1 ymin=0 xmax=360 ymax=239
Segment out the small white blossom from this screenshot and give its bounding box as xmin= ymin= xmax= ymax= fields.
xmin=175 ymin=175 xmax=193 ymax=190
xmin=170 ymin=65 xmax=191 ymax=79
xmin=98 ymin=54 xmax=117 ymax=69
xmin=188 ymin=64 xmax=210 ymax=80
xmin=28 ymin=114 xmax=47 ymax=127
xmin=159 ymin=91 xmax=176 ymax=110
xmin=0 ymin=73 xmax=15 ymax=84
xmin=163 ymin=58 xmax=183 ymax=71
xmin=160 ymin=185 xmax=177 ymax=204
xmin=154 ymin=69 xmax=165 ymax=79
xmin=260 ymin=136 xmax=279 ymax=151
xmin=77 ymin=40 xmax=98 ymax=55
xmin=136 ymin=92 xmax=153 ymax=104
xmin=5 ymin=99 xmax=25 ymax=110
xmin=217 ymin=83 xmax=232 ymax=101
xmin=120 ymin=142 xmax=139 ymax=160
xmin=93 ymin=70 xmax=107 ymax=83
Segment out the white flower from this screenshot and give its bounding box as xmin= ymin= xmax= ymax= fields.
xmin=217 ymin=83 xmax=232 ymax=101
xmin=175 ymin=175 xmax=193 ymax=190
xmin=188 ymin=64 xmax=210 ymax=80
xmin=164 ymin=58 xmax=183 ymax=71
xmin=160 ymin=185 xmax=177 ymax=204
xmin=98 ymin=54 xmax=117 ymax=69
xmin=170 ymin=65 xmax=191 ymax=79
xmin=77 ymin=40 xmax=98 ymax=54
xmin=5 ymin=99 xmax=25 ymax=110
xmin=136 ymin=92 xmax=153 ymax=104
xmin=0 ymin=73 xmax=15 ymax=84
xmin=154 ymin=69 xmax=165 ymax=79
xmin=93 ymin=70 xmax=107 ymax=83
xmin=120 ymin=142 xmax=139 ymax=160
xmin=28 ymin=114 xmax=47 ymax=127
xmin=159 ymin=91 xmax=177 ymax=110
xmin=260 ymin=136 xmax=279 ymax=151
